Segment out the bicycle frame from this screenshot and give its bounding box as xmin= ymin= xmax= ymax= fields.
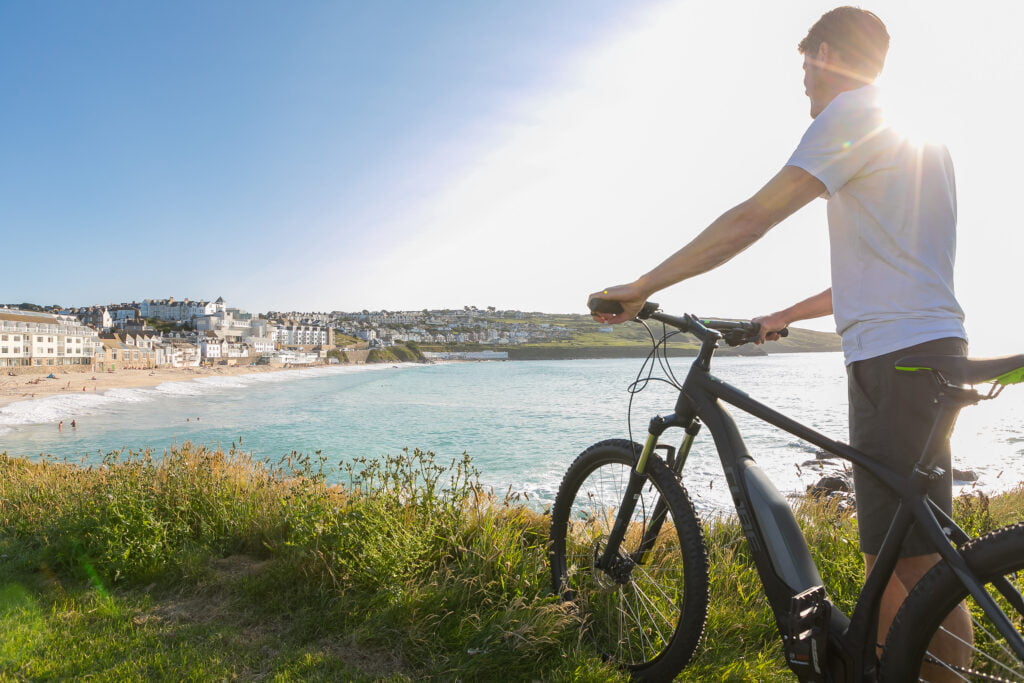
xmin=599 ymin=323 xmax=1024 ymax=681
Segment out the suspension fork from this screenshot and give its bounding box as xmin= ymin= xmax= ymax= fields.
xmin=596 ymin=413 xmax=699 ymax=573
xmin=631 ymin=420 xmax=702 ymax=564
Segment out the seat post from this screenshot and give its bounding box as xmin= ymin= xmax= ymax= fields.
xmin=916 ymin=381 xmax=980 ymax=475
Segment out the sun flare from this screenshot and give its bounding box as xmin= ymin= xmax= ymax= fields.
xmin=877 ymin=88 xmax=954 ymax=147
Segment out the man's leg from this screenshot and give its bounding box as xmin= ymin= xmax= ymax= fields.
xmin=848 ymin=338 xmax=970 ymax=677
xmin=866 ymin=552 xmax=973 ymax=680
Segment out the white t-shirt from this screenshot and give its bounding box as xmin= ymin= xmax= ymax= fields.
xmin=786 ymin=85 xmax=966 ymax=364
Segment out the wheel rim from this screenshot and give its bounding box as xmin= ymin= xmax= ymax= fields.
xmin=914 ymin=569 xmax=1024 ymax=681
xmin=560 ymin=460 xmax=688 ymax=667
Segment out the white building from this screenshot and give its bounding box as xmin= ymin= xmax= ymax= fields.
xmin=273 ymin=324 xmax=333 ymax=347
xmin=141 ymin=296 xmax=226 ymax=323
xmin=199 ymin=334 xmax=225 ymax=361
xmin=244 ymin=335 xmax=275 ymax=356
xmin=0 ymin=308 xmax=100 ymax=368
xmin=266 ymin=349 xmax=320 ymax=365
xmin=198 ymin=331 xmax=268 ymax=363
xmin=109 ymin=305 xmax=140 ymax=324
xmin=65 ymin=306 xmax=113 ymax=331
xmin=158 ymin=340 xmax=201 ymax=368
xmin=368 ymin=311 xmax=419 ymax=325
xmin=196 ymin=309 xmax=253 ymax=334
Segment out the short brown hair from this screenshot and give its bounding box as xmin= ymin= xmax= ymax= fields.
xmin=798 ymin=6 xmax=889 ymax=78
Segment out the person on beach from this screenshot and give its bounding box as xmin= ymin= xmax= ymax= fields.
xmin=58 ymin=420 xmax=63 ymax=431
xmin=71 ymin=419 xmax=76 ymax=429
xmin=589 ymin=7 xmax=968 ymax=675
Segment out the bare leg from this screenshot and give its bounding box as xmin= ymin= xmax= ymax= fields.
xmin=866 ymin=553 xmax=973 ymax=681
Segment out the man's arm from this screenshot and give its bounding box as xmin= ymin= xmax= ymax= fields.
xmin=752 ymin=288 xmax=833 ymax=342
xmin=591 ymin=165 xmax=826 ymax=323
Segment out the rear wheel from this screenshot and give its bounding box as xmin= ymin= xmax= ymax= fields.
xmin=880 ymin=523 xmax=1024 ymax=681
xmin=549 ymin=439 xmax=709 ymax=680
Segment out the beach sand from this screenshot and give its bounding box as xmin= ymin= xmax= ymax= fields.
xmin=0 ymin=365 xmax=292 ymax=410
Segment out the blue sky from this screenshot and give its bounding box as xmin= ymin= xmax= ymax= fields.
xmin=3 ymin=2 xmax=1023 ymax=353
xmin=1 ymin=0 xmax=642 ymax=306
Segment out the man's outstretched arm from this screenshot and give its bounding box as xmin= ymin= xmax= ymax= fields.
xmin=591 ymin=165 xmax=826 ymax=323
xmin=753 ymin=288 xmax=834 ymax=342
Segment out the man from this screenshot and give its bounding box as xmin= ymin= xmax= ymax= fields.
xmin=590 ymin=6 xmax=970 ymax=676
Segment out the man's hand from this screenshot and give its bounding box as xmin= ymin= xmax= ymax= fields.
xmin=588 ymin=283 xmax=647 ymax=324
xmin=752 ymin=289 xmax=833 ymax=343
xmin=751 ymin=311 xmax=791 ymax=344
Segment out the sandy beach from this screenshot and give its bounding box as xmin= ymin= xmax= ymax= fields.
xmin=0 ymin=365 xmax=293 ymax=410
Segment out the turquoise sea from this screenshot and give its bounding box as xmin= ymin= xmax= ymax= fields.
xmin=2 ymin=354 xmax=1022 ymax=511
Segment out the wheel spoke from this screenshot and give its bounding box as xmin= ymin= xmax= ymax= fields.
xmin=882 ymin=525 xmax=1024 ymax=682
xmin=918 ymin=611 xmax=1024 ymax=680
xmin=967 ymin=615 xmax=1024 ymax=676
xmin=549 ymin=442 xmax=708 ymax=676
xmin=629 ymin=574 xmax=677 ymax=646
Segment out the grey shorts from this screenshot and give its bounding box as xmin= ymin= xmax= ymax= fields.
xmin=847 ymin=337 xmax=968 ymax=557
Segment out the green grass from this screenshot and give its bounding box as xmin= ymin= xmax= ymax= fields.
xmin=1 ymin=446 xmax=1021 ymax=681
xmin=366 ymin=343 xmax=427 ymax=364
xmin=334 ymin=332 xmax=362 ymax=347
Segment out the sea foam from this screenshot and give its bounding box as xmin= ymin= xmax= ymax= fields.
xmin=0 ymin=363 xmax=409 ymax=435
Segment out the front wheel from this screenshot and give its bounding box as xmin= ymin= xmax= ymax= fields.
xmin=549 ymin=439 xmax=709 ymax=680
xmin=880 ymin=523 xmax=1024 ymax=681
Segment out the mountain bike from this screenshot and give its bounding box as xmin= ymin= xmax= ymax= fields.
xmin=549 ymin=299 xmax=1024 ymax=681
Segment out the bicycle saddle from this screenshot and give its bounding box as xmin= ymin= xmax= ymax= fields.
xmin=895 ymin=353 xmax=1024 ymax=386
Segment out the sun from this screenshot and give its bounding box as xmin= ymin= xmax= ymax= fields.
xmin=876 ymin=85 xmax=955 ymax=148
xmin=872 ymin=15 xmax=969 ymax=150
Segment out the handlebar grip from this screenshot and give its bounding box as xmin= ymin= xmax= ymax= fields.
xmin=753 ymin=323 xmax=789 ymax=339
xmin=588 ymin=298 xmax=660 ymax=320
xmin=588 ymin=297 xmax=623 ymax=315
xmin=720 ymin=322 xmax=790 ymax=346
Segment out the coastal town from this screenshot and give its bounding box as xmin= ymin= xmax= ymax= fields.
xmin=0 ymin=296 xmax=847 ymax=376
xmin=0 ymin=297 xmax=584 ymax=372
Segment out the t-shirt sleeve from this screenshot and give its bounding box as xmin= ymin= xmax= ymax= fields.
xmin=786 ymin=94 xmax=887 ymax=197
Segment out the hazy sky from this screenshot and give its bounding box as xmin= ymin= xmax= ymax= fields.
xmin=3 ymin=1 xmax=1022 ymax=353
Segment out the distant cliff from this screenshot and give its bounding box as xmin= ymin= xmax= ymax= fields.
xmin=427 ymin=324 xmax=841 ymax=361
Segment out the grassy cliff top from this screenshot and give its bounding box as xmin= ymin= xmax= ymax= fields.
xmin=2 ymin=446 xmax=1019 ymax=680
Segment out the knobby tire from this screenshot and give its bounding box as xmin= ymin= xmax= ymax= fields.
xmin=549 ymin=439 xmax=709 ymax=680
xmin=881 ymin=523 xmax=1024 ymax=682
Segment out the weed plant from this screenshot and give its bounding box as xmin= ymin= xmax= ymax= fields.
xmin=1 ymin=446 xmax=1021 ymax=681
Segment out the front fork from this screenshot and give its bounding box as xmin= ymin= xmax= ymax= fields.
xmin=595 ymin=414 xmax=701 ymax=576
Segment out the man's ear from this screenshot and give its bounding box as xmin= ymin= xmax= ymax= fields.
xmin=816 ymin=41 xmax=833 ymax=63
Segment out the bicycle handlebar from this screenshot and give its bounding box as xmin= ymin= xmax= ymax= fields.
xmin=587 ymin=297 xmax=788 ymax=347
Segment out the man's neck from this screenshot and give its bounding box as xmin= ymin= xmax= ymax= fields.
xmin=815 ymin=79 xmax=873 ymax=116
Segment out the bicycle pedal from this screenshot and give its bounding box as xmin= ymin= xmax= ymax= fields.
xmin=783 ymin=585 xmax=830 ymax=682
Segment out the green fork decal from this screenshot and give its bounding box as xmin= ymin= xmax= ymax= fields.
xmin=636 ymin=432 xmax=659 ymax=474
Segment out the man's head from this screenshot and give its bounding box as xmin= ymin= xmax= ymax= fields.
xmin=798 ymin=6 xmax=889 ymax=117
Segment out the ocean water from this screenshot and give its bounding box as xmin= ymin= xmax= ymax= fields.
xmin=1 ymin=354 xmax=1022 ymax=512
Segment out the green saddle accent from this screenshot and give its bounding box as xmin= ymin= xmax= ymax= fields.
xmin=994 ymin=365 xmax=1024 ymax=386
xmin=895 ymin=353 xmax=1024 ymax=386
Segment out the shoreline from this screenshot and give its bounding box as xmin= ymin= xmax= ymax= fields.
xmin=0 ymin=349 xmax=840 ymax=410
xmin=0 ymin=365 xmax=298 ymax=411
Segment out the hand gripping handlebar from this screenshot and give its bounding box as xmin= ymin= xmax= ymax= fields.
xmin=587 ymin=297 xmax=788 ymax=347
